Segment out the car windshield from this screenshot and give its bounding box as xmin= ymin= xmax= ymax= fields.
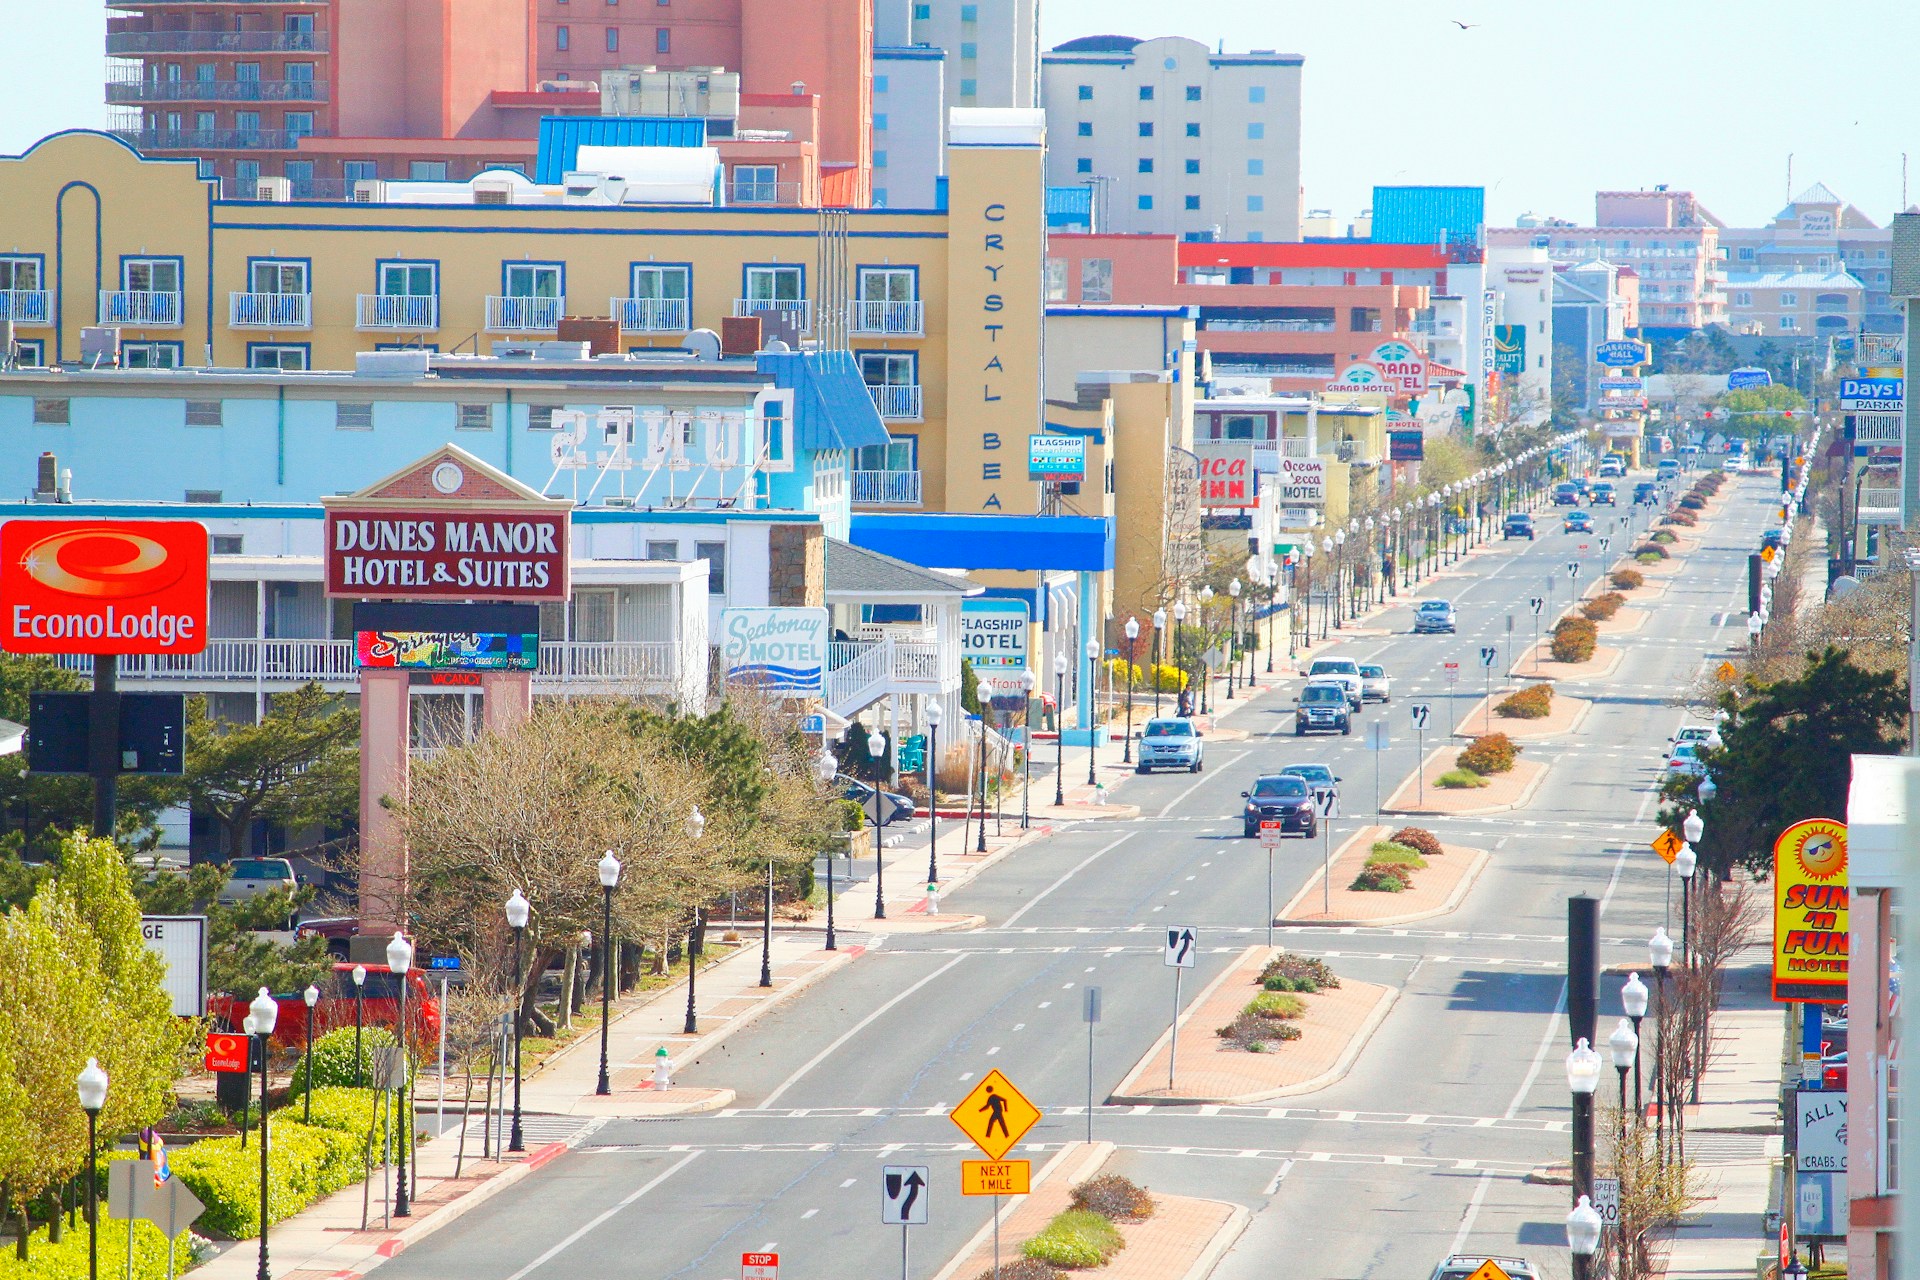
xmin=1672 ymin=744 xmax=1699 ymax=759
xmin=1418 ymin=600 xmax=1451 ymax=613
xmin=230 ymin=860 xmax=288 ymax=879
xmin=1283 ymin=765 xmax=1333 ymax=783
xmin=1302 ymin=685 xmax=1346 ymax=704
xmin=1358 ymin=665 xmax=1385 ymax=678
xmin=1144 ymin=720 xmax=1192 ymax=738
xmin=1310 ymin=659 xmax=1358 ymax=674
xmin=1252 ymin=777 xmax=1308 ymax=798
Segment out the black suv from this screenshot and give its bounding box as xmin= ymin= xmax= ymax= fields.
xmin=1502 ymin=513 xmax=1535 ymax=539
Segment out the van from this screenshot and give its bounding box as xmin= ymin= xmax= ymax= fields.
xmin=1656 ymin=459 xmax=1680 ymax=481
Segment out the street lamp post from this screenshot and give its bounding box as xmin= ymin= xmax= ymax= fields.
xmin=1172 ymin=599 xmax=1189 ymax=703
xmin=386 ymin=935 xmax=414 ymax=1217
xmin=1020 ymin=673 xmax=1036 ymax=827
xmin=684 ymin=806 xmax=706 ymax=1034
xmin=815 ymin=751 xmax=839 ymax=950
xmin=1622 ymin=971 xmax=1649 ymax=1116
xmin=351 ymin=964 xmax=367 ymax=1087
xmin=1225 ymin=579 xmax=1241 ymax=699
xmin=505 ymin=889 xmax=529 ymax=1151
xmin=1566 ymin=1036 xmax=1601 ymax=1204
xmin=1052 ymin=650 xmax=1068 ymax=806
xmin=1084 ymin=638 xmax=1101 ymax=787
xmin=1198 ymin=585 xmax=1215 ymax=707
xmin=596 ymin=851 xmax=623 ymax=1093
xmin=1327 ymin=537 xmax=1342 ymax=629
xmin=1566 ymin=1196 xmax=1603 ymax=1280
xmin=924 ymin=702 xmax=943 ymax=877
xmin=1675 ymin=841 xmax=1698 ymax=968
xmin=301 ymin=984 xmax=319 ymax=1123
xmin=1650 ymin=927 xmax=1674 ymax=1165
xmin=77 ymin=1058 xmax=107 ymax=1280
xmin=1609 ymin=1017 xmax=1638 ymax=1144
xmin=1263 ymin=559 xmax=1279 ymax=671
xmin=249 ymin=987 xmax=278 ymax=1278
xmin=1151 ymin=608 xmax=1167 ymax=718
xmin=1122 ymin=617 xmax=1140 ymax=764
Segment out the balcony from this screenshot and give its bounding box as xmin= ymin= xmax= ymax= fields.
xmin=54 ymin=640 xmax=682 ymax=693
xmin=114 ymin=127 xmax=320 ymax=151
xmin=0 ymin=290 xmax=51 ymax=326
xmin=1858 ymin=487 xmax=1903 ymax=526
xmin=223 ymin=176 xmax=353 ymax=200
xmin=107 ymin=76 xmax=328 ymax=104
xmin=733 ymin=298 xmax=812 ymax=331
xmin=357 ymin=294 xmax=439 ymax=330
xmin=851 ymin=470 xmax=923 ymax=505
xmin=612 ymin=297 xmax=689 ymax=333
xmin=106 ymin=30 xmax=330 ymax=55
xmin=865 ymin=383 xmax=923 ymax=420
xmin=851 ymin=299 xmax=924 ymax=336
xmin=486 ymin=295 xmax=564 ymax=333
xmin=98 ymin=290 xmax=183 ymax=327
xmin=229 ymin=291 xmax=311 ymax=328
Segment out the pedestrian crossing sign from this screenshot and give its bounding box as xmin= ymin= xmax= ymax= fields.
xmin=1464 ymin=1261 xmax=1513 ymax=1280
xmin=949 ymin=1069 xmax=1042 ymax=1161
xmin=1652 ymin=829 xmax=1684 ymax=864
xmin=1715 ymin=660 xmax=1738 ymax=681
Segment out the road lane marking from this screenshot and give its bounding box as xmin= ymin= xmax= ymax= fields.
xmin=801 ymin=1209 xmax=818 ymax=1219
xmin=759 ymin=954 xmax=969 ymax=1108
xmin=500 ymin=1150 xmax=702 ymax=1280
xmin=1001 ymin=833 xmax=1134 ymax=927
xmin=1156 ymin=752 xmax=1249 ymax=817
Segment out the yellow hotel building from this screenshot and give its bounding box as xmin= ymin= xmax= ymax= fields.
xmin=0 ymin=118 xmax=1050 ymax=520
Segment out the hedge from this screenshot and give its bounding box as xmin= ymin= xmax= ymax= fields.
xmin=1678 ymin=495 xmax=1707 ymax=510
xmin=1661 ymin=510 xmax=1698 ymax=527
xmin=1633 ymin=542 xmax=1670 ymax=560
xmin=1497 ymin=684 xmax=1553 ymax=718
xmin=172 ymin=1087 xmax=390 ymax=1239
xmin=0 ymin=1217 xmax=205 ymax=1280
xmin=1389 ymin=826 xmax=1444 ymax=860
xmin=1650 ymin=530 xmax=1677 ymax=545
xmin=1457 ymin=733 xmax=1520 ymax=775
xmin=1636 ymin=551 xmax=1665 ymax=565
xmin=1611 ymin=567 xmax=1645 ymax=590
xmin=299 ymin=1025 xmax=400 ymax=1094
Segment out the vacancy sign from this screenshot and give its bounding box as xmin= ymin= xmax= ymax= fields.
xmin=1 ymin=520 xmax=209 ymax=655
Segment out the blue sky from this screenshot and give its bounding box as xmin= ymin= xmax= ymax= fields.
xmin=5 ymin=1 xmax=1916 ymax=228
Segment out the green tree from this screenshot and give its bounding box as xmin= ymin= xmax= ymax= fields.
xmin=183 ymin=683 xmax=359 ymax=859
xmin=960 ymin=658 xmax=983 ymax=716
xmin=1672 ymin=648 xmax=1906 ymax=876
xmin=1709 ymin=384 xmax=1807 ymax=441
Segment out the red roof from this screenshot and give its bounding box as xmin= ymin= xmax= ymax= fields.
xmin=1175 ymin=242 xmax=1451 ymax=270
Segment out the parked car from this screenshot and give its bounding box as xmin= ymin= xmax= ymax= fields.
xmin=209 ymin=962 xmax=442 ymax=1050
xmin=1823 ymin=1051 xmax=1847 ymax=1091
xmin=1413 ymin=599 xmax=1457 ymax=634
xmin=1304 ymin=657 xmax=1364 ymax=708
xmin=1357 ymin=663 xmax=1391 ymax=703
xmin=1502 ymin=513 xmax=1536 ymax=539
xmin=1241 ymin=775 xmax=1317 ymax=838
xmin=1137 ymin=717 xmax=1203 ymax=773
xmin=1665 ymin=742 xmax=1707 ymax=777
xmin=841 ymin=776 xmax=916 ymax=825
xmin=294 ymin=916 xmax=362 ymax=960
xmin=1279 ymin=763 xmax=1340 ymax=809
xmin=1723 ymin=456 xmax=1742 ymax=473
xmin=1670 ymin=725 xmax=1714 ymax=750
xmin=1590 ymin=482 xmax=1617 ymax=506
xmin=1634 ymin=481 xmax=1659 ymax=505
xmin=1294 ymin=682 xmax=1353 ymax=736
xmin=1552 ymin=483 xmax=1580 ymax=506
xmin=1430 ymin=1257 xmax=1540 ymax=1280
xmin=1563 ymin=510 xmax=1594 ymax=533
xmin=219 ymin=857 xmax=298 ymax=905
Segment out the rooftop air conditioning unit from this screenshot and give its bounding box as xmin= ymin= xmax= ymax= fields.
xmin=351 ymin=179 xmax=385 ymax=203
xmin=254 ymin=176 xmax=292 ymax=202
xmin=473 ymin=182 xmax=515 ymax=206
xmin=354 ymin=350 xmax=432 ymax=378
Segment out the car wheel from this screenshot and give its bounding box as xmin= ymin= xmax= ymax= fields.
xmin=1340 ymin=722 xmax=1351 ymax=735
xmin=1136 ymin=764 xmax=1149 ymax=774
xmin=1294 ymin=726 xmax=1305 ymax=736
xmin=1305 ymin=821 xmax=1317 ymax=839
xmin=1192 ymin=759 xmax=1203 ymax=773
xmin=1244 ymin=824 xmax=1256 ymax=838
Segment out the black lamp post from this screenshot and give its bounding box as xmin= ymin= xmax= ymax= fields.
xmin=386 ymin=934 xmax=414 ymax=1217
xmin=1197 ymin=585 xmax=1215 ymax=705
xmin=815 ymin=751 xmax=840 ymax=950
xmin=596 ymin=851 xmax=623 ymax=1092
xmin=505 ymin=889 xmax=529 ymax=1152
xmin=1151 ymin=608 xmax=1166 ymax=717
xmin=1566 ymin=1035 xmax=1600 ymax=1200
xmin=1676 ymin=841 xmax=1697 ymax=968
xmin=1567 ymin=1196 xmax=1602 ymax=1280
xmin=76 ymin=1058 xmax=107 ymax=1280
xmin=1018 ymin=673 xmax=1035 ymax=828
xmin=684 ymin=806 xmax=707 ymax=1033
xmin=1651 ymin=926 xmax=1672 ymax=1165
xmin=1052 ymin=650 xmax=1068 ymax=806
xmin=924 ymin=702 xmax=943 ymax=876
xmin=1609 ymin=1017 xmax=1638 ymax=1147
xmin=351 ymin=964 xmax=366 ymax=1087
xmin=248 ymin=986 xmax=279 ymax=1277
xmin=1171 ymin=599 xmax=1188 ymax=708
xmin=1225 ymin=578 xmax=1241 ymax=699
xmin=1083 ymin=637 xmax=1100 ymax=787
xmin=1121 ymin=616 xmax=1139 ymax=763
xmin=301 ymin=984 xmax=319 ymax=1124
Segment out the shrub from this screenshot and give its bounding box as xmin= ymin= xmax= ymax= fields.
xmin=1217 ymin=1010 xmax=1304 ymax=1049
xmin=1661 ymin=510 xmax=1698 ymax=527
xmin=1260 ymin=952 xmax=1340 ymax=992
xmin=1611 ymin=567 xmax=1644 ymax=590
xmin=1023 ymin=1210 xmax=1124 ymax=1269
xmin=1457 ymin=733 xmax=1520 ymax=775
xmin=1367 ymin=840 xmax=1427 ymax=869
xmin=1496 ymin=684 xmax=1553 ymax=718
xmin=171 ymin=1117 xmax=364 ymax=1239
xmin=300 ymin=1086 xmax=391 ymax=1149
xmin=1070 ymin=1174 xmax=1156 ymax=1222
xmin=1552 ymin=617 xmax=1598 ymax=663
xmin=1245 ymin=991 xmax=1307 ymax=1020
xmin=1104 ymin=657 xmax=1142 ymax=686
xmin=1636 ymin=551 xmax=1664 ymax=565
xmin=978 ymin=1262 xmax=1060 ymax=1280
xmin=1650 ymin=530 xmax=1677 ymax=545
xmin=1581 ymin=592 xmax=1625 ymax=621
xmin=1147 ymin=663 xmax=1188 ymax=692
xmin=1389 ymin=826 xmax=1444 ymax=860
xmin=1437 ymin=769 xmax=1490 ymax=789
xmin=1633 ymin=541 xmax=1670 ymax=559
xmin=1351 ymin=864 xmax=1411 ymax=892
xmin=0 ymin=1217 xmax=203 ymax=1280
xmin=299 ymin=1025 xmax=400 ymax=1093
xmin=1678 ymin=494 xmax=1706 ymax=510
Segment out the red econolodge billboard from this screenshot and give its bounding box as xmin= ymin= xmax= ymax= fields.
xmin=1 ymin=520 xmax=209 ymax=655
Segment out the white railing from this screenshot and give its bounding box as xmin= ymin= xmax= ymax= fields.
xmin=733 ymin=298 xmax=812 ymax=330
xmin=1859 ymin=487 xmax=1904 ymax=525
xmin=851 ymin=470 xmax=923 ymax=505
xmin=851 ymin=299 xmax=924 ymax=335
xmin=229 ymin=291 xmax=311 ymax=328
xmin=0 ymin=290 xmax=50 ymax=325
xmin=612 ymin=297 xmax=689 ymax=333
xmin=537 ymin=642 xmax=677 ymax=683
xmin=55 ymin=640 xmax=679 ymax=689
xmin=824 ymin=636 xmax=893 ymax=717
xmin=892 ymin=640 xmax=942 ymax=684
xmin=357 ymin=294 xmax=439 ymax=330
xmin=487 ymin=295 xmax=564 ymax=333
xmin=866 ymin=384 xmax=923 ymax=420
xmin=98 ymin=290 xmax=183 ymax=327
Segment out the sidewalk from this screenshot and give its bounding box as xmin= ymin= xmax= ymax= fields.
xmin=1660 ymin=1007 xmax=1788 ymax=1280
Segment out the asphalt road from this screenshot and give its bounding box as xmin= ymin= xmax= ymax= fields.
xmin=379 ymin=470 xmax=1776 ymax=1280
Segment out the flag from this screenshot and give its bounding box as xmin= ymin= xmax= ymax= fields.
xmin=139 ymin=1127 xmax=171 ymax=1186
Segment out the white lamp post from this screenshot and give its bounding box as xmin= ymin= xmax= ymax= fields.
xmin=249 ymin=986 xmax=279 ymax=1275
xmin=77 ymin=1058 xmax=108 ymax=1280
xmin=1566 ymin=1036 xmax=1602 ymax=1216
xmin=596 ymin=850 xmax=624 ymax=1091
xmin=505 ymin=889 xmax=530 ymax=1151
xmin=385 ymin=932 xmax=414 ymax=1216
xmin=1122 ymin=617 xmax=1140 ymax=762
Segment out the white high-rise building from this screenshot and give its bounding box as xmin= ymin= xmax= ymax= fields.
xmin=898 ymin=0 xmax=1038 ymax=108
xmin=1040 ymin=35 xmax=1302 ymax=241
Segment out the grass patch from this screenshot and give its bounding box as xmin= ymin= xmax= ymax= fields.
xmin=1437 ymin=768 xmax=1490 ymax=789
xmin=1022 ymin=1209 xmax=1125 ymax=1269
xmin=1245 ymin=991 xmax=1307 ymax=1020
xmin=1367 ymin=840 xmax=1428 ymax=869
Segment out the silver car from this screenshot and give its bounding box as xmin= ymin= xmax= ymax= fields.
xmin=1358 ymin=663 xmax=1391 ymax=703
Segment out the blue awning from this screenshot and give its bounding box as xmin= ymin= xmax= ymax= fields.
xmin=757 ymin=348 xmax=891 ymax=452
xmin=535 ymin=116 xmax=707 ymax=183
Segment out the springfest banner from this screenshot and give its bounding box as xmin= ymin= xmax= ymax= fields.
xmin=1771 ymin=817 xmax=1848 ymax=1004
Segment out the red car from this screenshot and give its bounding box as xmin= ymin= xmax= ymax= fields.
xmin=208 ymin=963 xmax=442 ymax=1050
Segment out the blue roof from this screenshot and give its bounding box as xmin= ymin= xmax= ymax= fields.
xmin=1046 ymin=185 xmax=1094 ymax=229
xmin=851 ymin=513 xmax=1114 ymax=572
xmin=1371 ymin=185 xmax=1485 ymax=248
xmin=756 ymin=349 xmax=891 ymax=452
xmin=535 ymin=116 xmax=707 ymax=184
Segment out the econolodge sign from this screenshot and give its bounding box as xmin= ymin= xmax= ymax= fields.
xmin=1771 ymin=818 xmax=1848 ymax=1004
xmin=1 ymin=519 xmax=209 ymax=655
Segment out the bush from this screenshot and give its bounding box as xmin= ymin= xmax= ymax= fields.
xmin=1552 ymin=617 xmax=1598 ymax=663
xmin=171 ymin=1117 xmax=364 ymax=1239
xmin=1104 ymin=657 xmax=1142 ymax=686
xmin=978 ymin=1262 xmax=1060 ymax=1280
xmin=1245 ymin=991 xmax=1307 ymax=1020
xmin=1147 ymin=663 xmax=1188 ymax=692
xmin=1437 ymin=769 xmax=1490 ymax=789
xmin=1260 ymin=952 xmax=1340 ymax=992
xmin=1217 ymin=1010 xmax=1304 ymax=1049
xmin=1496 ymin=684 xmax=1554 ymax=718
xmin=1457 ymin=733 xmax=1520 ymax=775
xmin=1351 ymin=864 xmax=1411 ymax=892
xmin=1070 ymin=1174 xmax=1156 ymax=1222
xmin=1678 ymin=494 xmax=1706 ymax=510
xmin=1611 ymin=567 xmax=1644 ymax=590
xmin=298 ymin=1025 xmax=400 ymax=1093
xmin=1367 ymin=840 xmax=1427 ymax=869
xmin=1636 ymin=551 xmax=1664 ymax=564
xmin=0 ymin=1217 xmax=204 ymax=1280
xmin=1023 ymin=1210 xmax=1124 ymax=1269
xmin=1633 ymin=541 xmax=1670 ymax=559
xmin=1581 ymin=592 xmax=1625 ymax=621
xmin=1661 ymin=510 xmax=1698 ymax=527
xmin=300 ymin=1086 xmax=392 ymax=1150
xmin=1389 ymin=826 xmax=1444 ymax=860
xmin=1650 ymin=530 xmax=1677 ymax=545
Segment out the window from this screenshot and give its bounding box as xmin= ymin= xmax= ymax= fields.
xmin=211 ymin=535 xmax=244 ymax=556
xmin=379 ymin=262 xmax=436 ymax=297
xmin=234 ymin=110 xmax=261 ymax=136
xmin=343 ymin=160 xmax=378 ymax=183
xmin=185 ymin=400 xmax=223 ymax=426
xmin=556 ymin=25 xmax=570 ymax=48
xmin=1350 ymin=307 xmax=1381 ymax=333
xmin=872 ymin=189 xmax=887 ymax=207
xmin=234 ymin=159 xmax=262 ymax=189
xmin=960 ymin=3 xmax=977 ymax=17
xmin=646 ymin=540 xmax=678 ymax=562
xmin=1247 ymin=122 xmax=1264 ymax=140
xmin=285 ymin=111 xmax=314 ymax=138
xmin=9 ymin=339 xmax=43 ymax=366
xmin=1184 ymin=159 xmax=1199 ymax=174
xmin=1184 ymin=195 xmax=1200 ymax=210
xmin=247 ymin=344 xmax=307 ymax=370
xmin=409 ymin=161 xmax=449 ymax=180
xmin=1138 ymin=85 xmax=1154 ymax=100
xmin=0 ymin=257 xmax=41 ymax=293
xmin=1780 ymin=292 xmax=1798 ymax=306
xmin=1137 ymin=121 xmax=1153 ymax=137
xmin=1185 ymin=85 xmax=1201 ymax=101
xmin=960 ymin=78 xmax=976 ymax=97
xmin=1734 ymin=291 xmax=1752 ymax=307
xmin=1249 ymin=85 xmax=1266 ymax=103
xmin=1780 ymin=316 xmax=1798 ymax=329
xmin=504 ymin=262 xmax=562 ymax=299
xmin=571 ymin=589 xmax=615 ymax=642
xmin=336 ymin=402 xmax=373 ymax=430
xmin=1081 ymin=258 xmax=1112 ymax=303
xmin=1248 ymin=194 xmax=1264 ymax=212
xmin=457 ymin=404 xmax=493 ymax=431
xmin=122 ymin=342 xmax=182 ymax=368
xmin=873 ymin=75 xmax=888 ymax=93
xmin=912 ymin=2 xmax=929 ymax=16
xmin=873 ymin=113 xmax=889 ymax=132
xmin=1137 ymin=194 xmax=1153 ymax=211
xmin=873 ymin=150 xmax=888 ymax=168
xmin=250 ymin=260 xmax=308 ymax=295
xmin=1076 ymin=157 xmax=1092 ymax=174
xmin=858 ymin=267 xmax=916 ymax=305
xmin=1247 ymin=158 xmax=1264 ymax=176
xmin=1076 ymin=121 xmax=1091 ymax=137
xmin=631 ymin=263 xmax=690 ymax=310
xmin=855 ymin=437 xmax=917 ymax=474
xmin=1044 ymin=257 xmax=1067 ymax=302
xmin=731 ymin=164 xmax=780 ymax=202
xmin=605 ymin=26 xmax=619 ymax=50
xmin=695 ymin=542 xmax=726 ymax=594
xmin=654 ymin=27 xmax=669 ymax=53
xmin=744 ymin=264 xmax=804 ymax=304
xmin=1077 ymin=84 xmax=1092 ymax=101
xmin=961 ymin=42 xmax=977 ymax=59
xmin=1138 ymin=158 xmax=1153 ymax=173
xmin=33 ymin=398 xmax=69 ymax=425
xmin=124 ymin=258 xmax=180 ymax=295
xmin=1184 ymin=122 xmax=1199 ymax=138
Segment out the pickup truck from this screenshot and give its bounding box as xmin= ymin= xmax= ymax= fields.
xmin=219 ymin=857 xmax=297 ymax=904
xmin=1301 ymin=657 xmax=1363 ymax=709
xmin=208 ymin=963 xmax=442 ymax=1050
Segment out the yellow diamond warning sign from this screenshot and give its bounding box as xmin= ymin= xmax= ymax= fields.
xmin=1715 ymin=660 xmax=1738 ymax=682
xmin=949 ymin=1069 xmax=1041 ymax=1161
xmin=1464 ymin=1262 xmax=1513 ymax=1280
xmin=1651 ymin=829 xmax=1684 ymax=865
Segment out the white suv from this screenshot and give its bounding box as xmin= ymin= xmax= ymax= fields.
xmin=1304 ymin=657 xmax=1363 ymax=709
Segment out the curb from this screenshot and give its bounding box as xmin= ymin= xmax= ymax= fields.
xmin=1383 ymin=755 xmax=1553 ymax=818
xmin=1514 ymin=642 xmax=1626 ymax=684
xmin=1177 ymin=1201 xmax=1255 ymax=1280
xmin=1272 ymin=825 xmax=1385 ymax=922
xmin=929 ymin=1142 xmax=1115 ymax=1280
xmin=1277 ymin=847 xmax=1490 ymax=929
xmin=1446 ymin=693 xmax=1594 ymax=742
xmin=1107 ymin=944 xmax=1267 ymax=1106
